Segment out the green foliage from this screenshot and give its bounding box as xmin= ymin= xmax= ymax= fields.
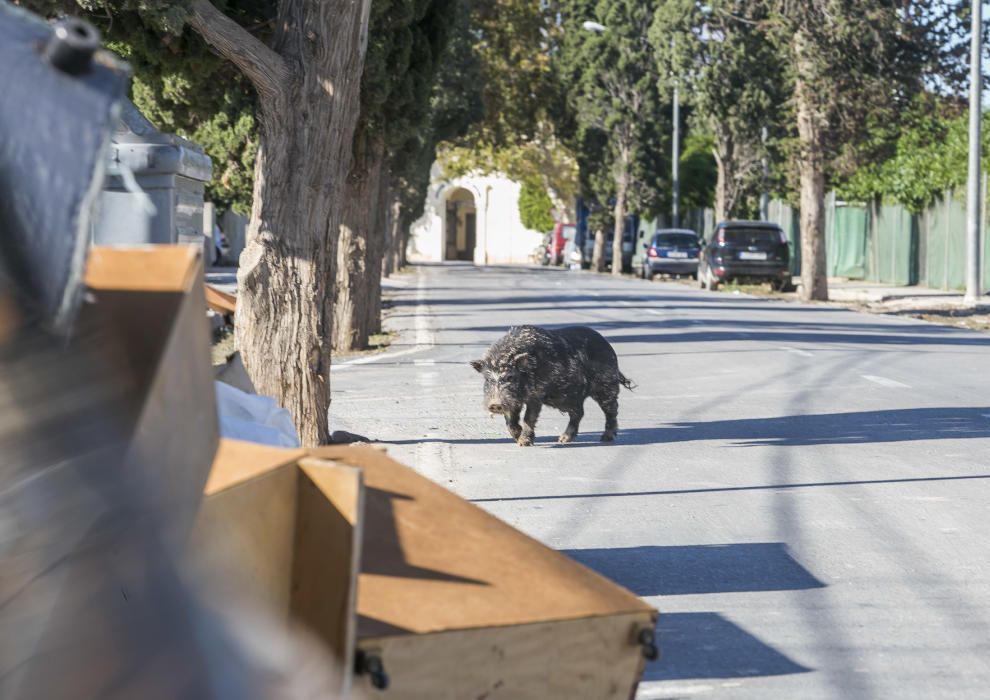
xmin=836 ymin=99 xmax=989 ymax=212
xmin=651 ymin=1 xmax=783 ymax=218
xmin=550 ymin=0 xmax=669 ymax=218
xmin=22 ymin=2 xmax=263 ymax=214
xmin=679 ymin=130 xmax=717 ymax=211
xmin=517 ymin=176 xmax=556 ymax=232
xmin=427 ymin=0 xmax=576 ymax=217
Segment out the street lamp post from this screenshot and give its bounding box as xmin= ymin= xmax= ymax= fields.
xmin=672 ymin=78 xmax=680 ymax=228
xmin=965 ymin=0 xmax=982 ymax=303
xmin=760 ymin=126 xmax=769 ymax=221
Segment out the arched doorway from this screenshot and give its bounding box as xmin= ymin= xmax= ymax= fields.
xmin=444 ymin=188 xmax=477 ymax=261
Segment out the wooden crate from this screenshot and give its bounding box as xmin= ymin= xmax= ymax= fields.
xmin=309 ymin=446 xmax=658 ymax=700
xmin=82 ymin=245 xmax=218 ymax=541
xmin=192 ymin=439 xmax=364 ymax=696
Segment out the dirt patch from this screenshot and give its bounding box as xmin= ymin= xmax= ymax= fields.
xmin=211 ymin=325 xmax=236 ymax=365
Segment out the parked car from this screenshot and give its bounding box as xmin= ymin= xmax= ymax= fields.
xmin=698 ymin=221 xmax=792 ymax=291
xmin=548 ymin=222 xmax=577 ymax=265
xmin=641 ymin=229 xmax=702 ymax=280
xmin=580 ymin=229 xmax=635 ymax=272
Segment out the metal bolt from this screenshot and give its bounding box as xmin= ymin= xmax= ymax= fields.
xmin=42 ymin=17 xmax=100 ymax=75
xmin=638 ymin=627 xmax=659 ymax=661
xmin=355 ymin=651 xmax=390 ymax=691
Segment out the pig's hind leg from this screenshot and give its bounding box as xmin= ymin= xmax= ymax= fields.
xmin=593 ymin=382 xmax=620 ymax=442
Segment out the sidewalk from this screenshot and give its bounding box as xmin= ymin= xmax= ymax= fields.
xmin=821 ymin=278 xmax=990 ymax=308
xmin=810 ymin=278 xmax=990 ymax=333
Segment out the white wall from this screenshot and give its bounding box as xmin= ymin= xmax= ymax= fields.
xmin=408 ymin=163 xmax=544 ymax=265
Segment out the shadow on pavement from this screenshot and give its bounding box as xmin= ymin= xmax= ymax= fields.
xmin=642 ymin=612 xmax=812 ymax=681
xmin=389 ymin=407 xmax=990 ymax=448
xmin=563 ymin=543 xmax=825 ymax=596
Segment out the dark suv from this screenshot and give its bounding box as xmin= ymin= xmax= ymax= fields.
xmin=698 ymin=221 xmax=792 ymax=291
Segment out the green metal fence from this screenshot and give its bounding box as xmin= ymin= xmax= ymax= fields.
xmin=769 ymin=186 xmax=990 ymax=290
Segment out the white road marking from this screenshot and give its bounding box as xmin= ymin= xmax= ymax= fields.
xmin=861 ymin=374 xmax=911 ymax=389
xmin=782 ymin=346 xmax=813 ymax=357
xmin=333 ymin=271 xmax=434 ymax=370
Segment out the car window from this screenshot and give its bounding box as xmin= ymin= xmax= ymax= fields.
xmin=722 ymin=228 xmax=781 ymax=245
xmin=655 ymin=233 xmax=698 ymax=247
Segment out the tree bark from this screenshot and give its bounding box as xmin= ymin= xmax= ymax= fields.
xmin=591 ymin=228 xmax=607 ymax=272
xmin=713 ymin=135 xmax=735 ymax=223
xmin=382 ymin=178 xmax=395 ymax=278
xmin=189 ymin=0 xmax=372 ymax=445
xmin=611 ymin=176 xmax=627 ymax=276
xmin=334 ymin=132 xmax=385 ymax=351
xmin=794 ymin=29 xmax=828 ymax=302
xmin=611 ymin=145 xmax=630 ymax=276
xmin=365 ymin=163 xmax=390 ymax=336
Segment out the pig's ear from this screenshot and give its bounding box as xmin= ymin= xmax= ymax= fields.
xmin=469 ymin=359 xmax=485 ymax=373
xmin=511 ymin=352 xmax=530 ymax=367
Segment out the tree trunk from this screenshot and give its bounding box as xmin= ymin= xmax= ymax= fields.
xmin=591 ymin=228 xmax=606 ymax=272
xmin=388 ymin=191 xmax=403 ymax=274
xmin=365 ymin=164 xmax=390 ymax=336
xmin=713 ymin=135 xmax=735 ymax=223
xmin=382 ymin=179 xmax=395 ymax=278
xmin=334 ymin=133 xmax=385 ymax=351
xmin=188 ymin=0 xmax=372 ymax=446
xmin=611 ymin=180 xmax=627 ymax=276
xmin=794 ymin=29 xmax=828 ymax=302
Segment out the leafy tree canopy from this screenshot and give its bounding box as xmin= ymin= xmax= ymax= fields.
xmin=518 ymin=176 xmax=556 ymax=232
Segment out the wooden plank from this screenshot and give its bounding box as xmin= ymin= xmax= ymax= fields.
xmin=205 ymin=438 xmax=305 ymax=496
xmin=205 ymin=283 xmax=236 ymax=315
xmin=307 ymin=446 xmax=654 ymax=637
xmin=292 ymin=458 xmax=365 ymax=693
xmin=77 ymin=246 xmax=218 ymax=544
xmin=356 ymin=611 xmax=654 ymax=699
xmin=84 ymin=245 xmax=200 ymax=292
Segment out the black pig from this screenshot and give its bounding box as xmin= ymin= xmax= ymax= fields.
xmin=470 ymin=325 xmax=633 ymax=446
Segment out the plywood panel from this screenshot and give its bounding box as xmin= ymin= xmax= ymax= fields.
xmin=192 ymin=463 xmax=298 ymax=611
xmin=205 ymin=284 xmax=236 ymax=314
xmin=84 ymin=246 xmax=200 ymax=292
xmin=307 ymin=446 xmax=653 ymax=637
xmin=205 ymin=439 xmax=305 ymax=496
xmin=357 ymin=612 xmax=653 ymax=699
xmin=292 ymin=459 xmax=364 ymax=691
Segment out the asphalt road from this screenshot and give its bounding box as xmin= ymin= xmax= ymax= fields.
xmin=331 ymin=262 xmax=990 ymax=699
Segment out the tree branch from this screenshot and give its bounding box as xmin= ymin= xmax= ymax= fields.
xmin=187 ymin=0 xmax=290 ymax=101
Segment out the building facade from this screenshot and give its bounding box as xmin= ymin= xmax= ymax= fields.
xmin=407 ymin=163 xmax=544 ymax=265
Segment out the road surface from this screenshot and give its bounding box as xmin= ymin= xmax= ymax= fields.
xmin=331 ymin=262 xmax=990 ymax=699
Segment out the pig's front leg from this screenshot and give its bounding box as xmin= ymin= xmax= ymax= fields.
xmin=505 ymin=409 xmax=523 ymax=442
xmin=518 ymin=400 xmax=542 ymax=446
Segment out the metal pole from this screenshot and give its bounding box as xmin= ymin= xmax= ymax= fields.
xmin=965 ymin=0 xmax=982 ymax=302
xmin=671 ymin=37 xmax=680 ymax=229
xmin=760 ymin=126 xmax=769 ymax=221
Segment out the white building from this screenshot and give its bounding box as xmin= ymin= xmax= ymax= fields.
xmin=407 ymin=163 xmax=544 ymax=265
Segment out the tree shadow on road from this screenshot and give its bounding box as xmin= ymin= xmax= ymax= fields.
xmin=386 ymin=407 xmax=990 ymax=448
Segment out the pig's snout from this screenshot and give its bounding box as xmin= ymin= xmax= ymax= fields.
xmin=487 ymin=402 xmax=504 ymax=414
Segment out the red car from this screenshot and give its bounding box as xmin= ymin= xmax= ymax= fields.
xmin=548 ymin=222 xmax=577 ymax=265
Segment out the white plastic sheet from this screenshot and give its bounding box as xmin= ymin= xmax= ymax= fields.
xmin=214 ymin=381 xmax=300 ymax=448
